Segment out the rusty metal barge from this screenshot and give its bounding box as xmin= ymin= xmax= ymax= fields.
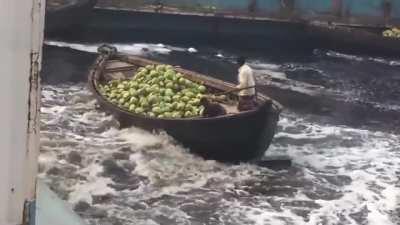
xmin=47 ymin=0 xmax=400 ymax=56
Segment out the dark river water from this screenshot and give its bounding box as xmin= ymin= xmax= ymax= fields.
xmin=39 ymin=40 xmax=400 ymax=225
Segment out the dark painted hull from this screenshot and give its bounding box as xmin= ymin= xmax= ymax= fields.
xmin=51 ymin=6 xmax=399 ymax=56
xmin=309 ymin=23 xmax=400 ymax=56
xmin=88 ymin=49 xmax=281 ymax=162
xmin=45 ymin=0 xmax=97 ymax=32
xmin=116 ymin=99 xmax=278 ymax=161
xmin=54 ymin=7 xmax=310 ymax=51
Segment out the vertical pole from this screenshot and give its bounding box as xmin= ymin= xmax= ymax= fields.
xmin=332 ymin=0 xmax=343 ymax=17
xmin=281 ymin=0 xmax=295 ymax=18
xmin=383 ymin=0 xmax=392 ymax=25
xmin=248 ymin=0 xmax=257 ymax=14
xmin=0 ymin=0 xmax=45 ymax=224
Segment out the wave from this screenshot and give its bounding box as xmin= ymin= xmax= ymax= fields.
xmin=39 ymin=84 xmax=400 ymax=225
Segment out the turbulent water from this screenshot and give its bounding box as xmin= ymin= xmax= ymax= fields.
xmin=39 ymin=41 xmax=400 ymax=225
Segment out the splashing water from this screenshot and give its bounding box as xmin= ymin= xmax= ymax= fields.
xmin=39 ymin=83 xmax=400 ymax=225
xmin=40 ymin=40 xmax=400 ymax=225
xmin=45 ymin=40 xmax=188 ymax=55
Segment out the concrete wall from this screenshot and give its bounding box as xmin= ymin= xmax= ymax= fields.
xmin=0 ymin=0 xmax=44 ymax=224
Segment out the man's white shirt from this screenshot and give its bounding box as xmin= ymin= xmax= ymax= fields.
xmin=237 ymin=64 xmax=256 ymax=96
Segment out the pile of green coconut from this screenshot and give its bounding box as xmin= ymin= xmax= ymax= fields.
xmin=383 ymin=27 xmax=400 ymax=38
xmin=98 ymin=64 xmax=208 ymax=118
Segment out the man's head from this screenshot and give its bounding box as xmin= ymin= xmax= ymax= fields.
xmin=236 ymin=56 xmax=246 ymax=66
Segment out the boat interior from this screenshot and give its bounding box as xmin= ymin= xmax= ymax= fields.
xmin=99 ymin=59 xmax=251 ymax=115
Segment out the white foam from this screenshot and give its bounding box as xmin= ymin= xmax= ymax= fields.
xmin=45 ymin=40 xmax=172 ymax=55
xmin=323 ymin=50 xmax=400 ymax=67
xmin=222 ymin=199 xmax=306 ymax=225
xmin=38 ymin=151 xmax=57 ymax=166
xmin=69 ymin=177 xmax=116 ymax=204
xmin=39 ymin=83 xmax=400 ymax=225
xmin=119 ymin=127 xmax=167 ymax=150
xmin=269 ymin=113 xmax=400 ymax=225
xmin=326 ymin=50 xmax=364 ymax=61
xmin=249 ymin=61 xmax=288 ymax=80
xmin=250 ymin=61 xmax=281 ymax=70
xmin=187 ymin=47 xmax=198 ymax=53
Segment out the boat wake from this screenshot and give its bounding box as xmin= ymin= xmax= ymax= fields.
xmin=44 ymin=40 xmax=400 ymax=111
xmin=39 ymin=83 xmax=400 ymax=225
xmin=45 ymin=40 xmax=191 ymax=55
xmin=319 ymin=50 xmax=400 ymax=67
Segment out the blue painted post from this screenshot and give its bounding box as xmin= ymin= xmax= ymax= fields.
xmin=345 ymin=0 xmax=383 ymax=17
xmin=332 ymin=0 xmax=343 ymax=17
xmin=391 ymin=0 xmax=400 ymax=23
xmin=383 ymin=0 xmax=391 ymax=24
xmin=296 ymin=0 xmax=332 ymax=14
xmin=280 ymin=0 xmax=295 ymax=16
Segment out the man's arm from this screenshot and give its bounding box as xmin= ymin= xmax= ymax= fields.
xmin=236 ymin=71 xmax=248 ymax=89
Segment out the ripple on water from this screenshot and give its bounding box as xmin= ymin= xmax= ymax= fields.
xmin=39 ymin=80 xmax=400 ymax=225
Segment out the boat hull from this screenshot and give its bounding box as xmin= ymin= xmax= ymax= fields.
xmin=45 ymin=0 xmax=97 ymax=32
xmin=88 ymin=50 xmax=281 ymax=162
xmin=104 ymin=98 xmax=278 ymax=162
xmin=309 ymin=23 xmax=400 ymax=56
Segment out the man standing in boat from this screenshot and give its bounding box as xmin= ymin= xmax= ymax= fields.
xmin=236 ymin=56 xmax=256 ymax=111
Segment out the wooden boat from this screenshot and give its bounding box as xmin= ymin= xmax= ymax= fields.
xmin=308 ymin=22 xmax=400 ymax=56
xmin=45 ymin=0 xmax=97 ymax=32
xmin=88 ymin=45 xmax=282 ymax=162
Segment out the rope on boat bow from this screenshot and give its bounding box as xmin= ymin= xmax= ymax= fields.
xmin=98 ymin=44 xmax=117 ymax=56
